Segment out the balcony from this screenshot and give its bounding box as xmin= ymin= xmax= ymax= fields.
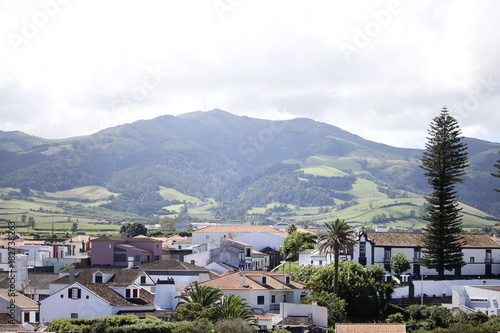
xmin=269 ymin=304 xmax=280 ymax=311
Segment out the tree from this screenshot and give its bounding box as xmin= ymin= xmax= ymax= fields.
xmin=299 ymin=290 xmax=347 ymax=326
xmin=159 ymin=217 xmax=176 ymax=234
xmin=214 ymin=318 xmax=255 ymax=333
xmin=70 ymin=222 xmax=78 ymax=234
xmin=492 ymin=152 xmax=500 ymax=192
xmin=212 ymin=294 xmax=253 ymax=322
xmin=175 ymin=281 xmax=222 ymax=307
xmin=28 ymin=216 xmax=35 ymax=230
xmin=390 ymin=252 xmax=411 ymax=275
xmin=120 ymin=222 xmax=147 ymax=238
xmin=317 ymin=219 xmax=356 ymax=294
xmin=420 ymin=107 xmax=468 ymax=279
xmin=281 ymin=231 xmax=317 ymax=261
xmin=21 ymin=214 xmax=27 ymax=223
xmin=286 ymin=223 xmax=297 ymax=234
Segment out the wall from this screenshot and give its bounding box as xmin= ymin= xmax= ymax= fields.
xmin=392 ymin=278 xmax=500 ymax=298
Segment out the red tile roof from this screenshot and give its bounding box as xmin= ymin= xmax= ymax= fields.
xmin=194 ymin=225 xmax=286 ymax=235
xmin=196 ymin=271 xmax=304 ymax=291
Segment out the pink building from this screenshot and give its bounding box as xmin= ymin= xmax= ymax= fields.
xmin=91 ymin=236 xmax=162 ymax=266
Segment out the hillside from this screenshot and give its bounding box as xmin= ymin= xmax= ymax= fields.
xmin=0 ymin=110 xmax=499 ymax=228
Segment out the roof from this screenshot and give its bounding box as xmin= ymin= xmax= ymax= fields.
xmin=52 ymin=268 xmax=142 ymax=285
xmin=471 ymin=285 xmax=500 ymax=292
xmin=80 ymin=283 xmax=154 ymax=307
xmin=277 ymin=316 xmax=312 ymax=327
xmin=139 ymin=259 xmax=209 ymax=272
xmin=65 ymin=235 xmax=95 ymax=242
xmin=365 ymin=232 xmax=500 ymax=248
xmin=92 ymin=236 xmax=161 ymax=243
xmin=335 ymin=323 xmax=407 ymax=333
xmin=116 ymin=244 xmax=152 ymax=253
xmin=0 ymin=272 xmax=58 ymax=290
xmin=194 ymin=225 xmax=286 ymax=235
xmin=196 ymin=271 xmax=305 ymax=291
xmin=0 ymin=292 xmax=38 ymax=309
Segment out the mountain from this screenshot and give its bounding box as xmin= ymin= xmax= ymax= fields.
xmin=0 ymin=109 xmax=499 ymax=223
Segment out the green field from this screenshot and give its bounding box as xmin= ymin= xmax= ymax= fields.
xmin=158 ymin=187 xmax=203 ymax=204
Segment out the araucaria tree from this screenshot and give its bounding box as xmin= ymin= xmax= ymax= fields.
xmin=420 ymin=107 xmax=468 ymax=279
xmin=492 ymin=152 xmax=500 ymax=192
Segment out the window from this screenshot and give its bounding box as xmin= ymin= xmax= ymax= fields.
xmin=262 ymin=276 xmax=267 ymax=284
xmin=285 ymin=276 xmax=290 ymax=284
xmin=470 ymin=257 xmax=475 ymax=263
xmin=257 ymin=296 xmax=265 ymax=305
xmin=470 ymin=298 xmax=488 ymax=303
xmin=95 ymin=274 xmax=103 ymax=283
xmin=359 ymin=243 xmax=366 ymax=255
xmin=108 ymin=244 xmax=111 ymax=249
xmin=68 ymin=288 xmax=81 ymax=299
xmin=206 ymin=235 xmax=209 ymax=239
xmin=140 ymin=276 xmax=146 ymax=284
xmin=24 ymin=312 xmax=30 ymax=323
xmin=271 ymin=295 xmax=276 ymax=303
xmin=246 ymin=248 xmax=251 ymax=257
xmin=71 ymin=313 xmax=78 ymax=319
xmin=35 ymin=312 xmax=39 ymax=323
xmin=132 ymin=289 xmax=138 ymax=298
xmin=319 ymin=260 xmax=323 ymax=266
xmin=384 ymin=249 xmax=391 ymax=259
xmin=114 ymin=253 xmax=126 ymax=262
xmin=156 ymin=244 xmax=160 ymax=250
xmin=135 ymin=255 xmax=140 ymax=262
xmin=126 ymin=289 xmax=131 ymax=298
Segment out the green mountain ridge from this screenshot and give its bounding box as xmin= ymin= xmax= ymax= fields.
xmin=0 ymin=109 xmax=499 ymax=224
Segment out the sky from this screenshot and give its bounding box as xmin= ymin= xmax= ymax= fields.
xmin=1 ymin=0 xmax=499 ymax=149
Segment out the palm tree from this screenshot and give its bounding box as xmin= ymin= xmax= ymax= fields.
xmin=318 ymin=219 xmax=356 ymax=295
xmin=175 ymin=281 xmax=223 ymax=307
xmin=213 ymin=293 xmax=254 ymax=322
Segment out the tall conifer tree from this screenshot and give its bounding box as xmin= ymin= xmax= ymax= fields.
xmin=492 ymin=152 xmax=500 ymax=192
xmin=420 ymin=107 xmax=468 ymax=279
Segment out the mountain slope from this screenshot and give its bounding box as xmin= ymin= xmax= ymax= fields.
xmin=0 ymin=110 xmax=499 ymax=220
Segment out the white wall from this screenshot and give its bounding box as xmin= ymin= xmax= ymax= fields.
xmin=40 ymin=284 xmax=113 ymax=323
xmin=234 ymin=232 xmax=285 ymax=251
xmin=283 ymin=303 xmax=328 ymax=329
xmin=392 ymin=279 xmax=500 ymax=299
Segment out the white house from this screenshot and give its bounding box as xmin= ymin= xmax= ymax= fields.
xmin=193 ymin=271 xmax=327 ymax=331
xmin=450 ymin=285 xmax=500 ymax=316
xmin=184 ymin=237 xmax=268 ymax=270
xmin=40 ymin=282 xmax=157 ymax=323
xmin=233 ymin=231 xmax=286 ymax=252
xmin=192 ymin=225 xmax=286 ymax=245
xmin=0 ymin=291 xmax=39 ymax=324
xmin=353 ymin=231 xmax=500 ymax=277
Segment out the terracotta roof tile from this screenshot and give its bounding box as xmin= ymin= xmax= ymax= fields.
xmin=194 ymin=225 xmax=286 ymax=235
xmin=472 ymin=285 xmax=500 ymax=292
xmin=139 ymin=259 xmax=209 ymax=271
xmin=0 ymin=292 xmax=38 ymax=309
xmin=196 ymin=271 xmax=304 ymax=291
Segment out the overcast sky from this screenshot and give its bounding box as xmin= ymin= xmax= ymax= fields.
xmin=1 ymin=0 xmax=499 ymax=149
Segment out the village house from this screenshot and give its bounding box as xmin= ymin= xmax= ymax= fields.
xmin=192 ymin=225 xmax=287 ymax=245
xmin=0 ymin=291 xmax=39 ymax=325
xmin=300 ymin=231 xmax=500 ymax=278
xmin=192 ymin=271 xmax=327 ymax=331
xmin=449 ymin=285 xmax=500 ymax=316
xmin=184 ymin=237 xmax=269 ymax=270
xmin=90 ymin=236 xmax=162 ymax=266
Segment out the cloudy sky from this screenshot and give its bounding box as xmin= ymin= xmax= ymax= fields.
xmin=1 ymin=0 xmax=499 ymax=149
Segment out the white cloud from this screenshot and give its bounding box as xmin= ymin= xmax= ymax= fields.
xmin=0 ymin=0 xmax=499 ymax=148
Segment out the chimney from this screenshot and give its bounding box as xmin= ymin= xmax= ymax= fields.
xmin=128 ymin=256 xmax=134 ymax=269
xmin=240 ymin=274 xmax=245 ymax=287
xmin=69 ymin=266 xmax=75 ymax=285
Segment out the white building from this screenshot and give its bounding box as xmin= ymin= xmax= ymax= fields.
xmin=192 ymin=225 xmax=286 ymax=245
xmin=0 ymin=291 xmax=39 ymax=325
xmin=450 ymin=285 xmax=500 ymax=316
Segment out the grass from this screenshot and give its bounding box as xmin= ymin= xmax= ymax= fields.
xmin=45 ymin=186 xmax=118 ymax=200
xmin=158 ymin=187 xmax=203 ymax=204
xmin=299 ymin=165 xmax=349 ymax=177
